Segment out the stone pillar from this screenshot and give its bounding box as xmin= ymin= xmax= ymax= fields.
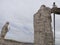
xmin=1 ymin=22 xmax=9 ymax=39
xmin=0 ymin=22 xmax=9 ymax=45
xmin=34 ymin=5 xmax=54 ymax=45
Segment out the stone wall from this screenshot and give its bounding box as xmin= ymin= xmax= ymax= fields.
xmin=0 ymin=38 xmax=33 ymax=45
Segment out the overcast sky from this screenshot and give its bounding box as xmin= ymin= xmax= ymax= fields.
xmin=0 ymin=0 xmax=60 ymax=44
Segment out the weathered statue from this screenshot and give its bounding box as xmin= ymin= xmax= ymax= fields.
xmin=1 ymin=22 xmax=9 ymax=38
xmin=34 ymin=5 xmax=53 ymax=45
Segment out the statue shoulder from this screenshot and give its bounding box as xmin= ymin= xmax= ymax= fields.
xmin=46 ymin=7 xmax=51 ymax=10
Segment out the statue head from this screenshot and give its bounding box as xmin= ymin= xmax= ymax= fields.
xmin=4 ymin=21 xmax=9 ymax=27
xmin=6 ymin=22 xmax=9 ymax=25
xmin=41 ymin=5 xmax=46 ymax=7
xmin=40 ymin=5 xmax=46 ymax=9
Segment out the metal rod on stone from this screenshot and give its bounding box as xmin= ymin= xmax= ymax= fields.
xmin=53 ymin=2 xmax=56 ymax=45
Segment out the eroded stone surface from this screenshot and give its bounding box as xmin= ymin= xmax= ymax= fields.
xmin=34 ymin=5 xmax=54 ymax=45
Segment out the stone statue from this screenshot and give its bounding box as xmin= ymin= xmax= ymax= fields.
xmin=34 ymin=5 xmax=53 ymax=45
xmin=1 ymin=22 xmax=9 ymax=38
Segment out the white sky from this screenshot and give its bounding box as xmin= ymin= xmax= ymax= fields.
xmin=0 ymin=0 xmax=60 ymax=44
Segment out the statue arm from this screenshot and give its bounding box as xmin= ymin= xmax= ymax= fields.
xmin=51 ymin=7 xmax=60 ymax=14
